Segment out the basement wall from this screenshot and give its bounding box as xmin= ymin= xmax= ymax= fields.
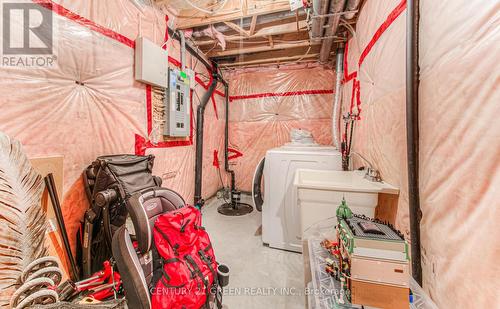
xmin=226 ymin=65 xmax=335 ymax=191
xmin=341 ymin=0 xmax=499 ymax=307
xmin=0 ymin=0 xmax=225 ymax=253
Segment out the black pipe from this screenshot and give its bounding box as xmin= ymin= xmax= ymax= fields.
xmin=168 ymin=28 xmax=213 ymax=71
xmin=406 ymin=0 xmax=422 ymax=285
xmin=194 ymin=69 xmax=219 ymax=206
xmin=167 ymin=28 xmax=227 ymax=207
xmin=216 ymin=74 xmax=253 ymax=216
xmin=223 ymin=83 xmax=236 ymax=191
xmin=45 ymin=173 xmax=79 ymax=281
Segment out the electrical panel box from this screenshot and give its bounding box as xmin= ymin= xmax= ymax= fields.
xmin=164 ymin=69 xmax=191 ymax=137
xmin=135 ymin=37 xmax=168 ymax=88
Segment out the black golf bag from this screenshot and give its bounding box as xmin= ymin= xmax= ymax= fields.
xmin=77 ymin=154 xmax=164 ymax=277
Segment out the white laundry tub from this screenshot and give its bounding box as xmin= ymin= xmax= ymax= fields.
xmin=293 ymin=169 xmax=399 ymax=236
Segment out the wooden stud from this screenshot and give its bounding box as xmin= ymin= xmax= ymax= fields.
xmin=175 ymin=0 xmax=291 ymax=29
xmin=223 ymin=21 xmax=250 ymax=37
xmin=268 ymin=35 xmax=274 ymax=48
xmin=194 ymin=20 xmax=308 ymax=47
xmin=208 ymin=41 xmax=317 ymax=57
xmin=295 ymin=10 xmax=300 ymax=32
xmin=221 ymin=53 xmax=320 ymax=67
xmin=249 ymin=15 xmax=258 ymax=36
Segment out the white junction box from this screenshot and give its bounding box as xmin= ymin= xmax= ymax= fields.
xmin=164 ymin=69 xmax=191 ymax=137
xmin=135 ymin=37 xmax=168 ymax=88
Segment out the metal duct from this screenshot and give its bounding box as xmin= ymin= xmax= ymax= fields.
xmin=332 ymin=44 xmax=344 ymax=149
xmin=179 ymin=30 xmax=186 ymax=71
xmin=311 ymin=0 xmax=330 ymax=43
xmin=344 ymin=0 xmax=361 ymax=19
xmin=319 ymin=0 xmax=346 ymax=63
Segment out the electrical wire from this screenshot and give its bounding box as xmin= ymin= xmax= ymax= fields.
xmin=204 ymin=42 xmax=219 ymax=55
xmin=217 ymin=166 xmax=231 ymax=204
xmin=183 ymin=0 xmax=229 ymax=15
xmin=150 ymin=86 xmax=166 ymax=144
xmin=295 ymin=45 xmax=312 ymax=61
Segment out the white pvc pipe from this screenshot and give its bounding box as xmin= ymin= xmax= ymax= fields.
xmin=332 ymin=46 xmax=344 ymax=149
xmin=179 ymin=31 xmax=186 ymax=71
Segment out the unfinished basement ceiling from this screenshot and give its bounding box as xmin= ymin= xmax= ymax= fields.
xmin=156 ymin=0 xmax=362 ymax=68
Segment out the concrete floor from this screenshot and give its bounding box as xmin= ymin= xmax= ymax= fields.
xmin=202 ymin=194 xmax=305 ymax=309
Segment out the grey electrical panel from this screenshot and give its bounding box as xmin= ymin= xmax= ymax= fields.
xmin=164 ymin=69 xmax=191 ymax=137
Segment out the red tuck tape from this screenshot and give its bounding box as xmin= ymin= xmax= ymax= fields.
xmin=33 ymin=0 xmax=404 ymax=151
xmin=32 ymin=0 xmax=135 ymax=48
xmin=229 ymin=89 xmax=334 ymax=102
xmin=228 ymin=148 xmax=243 ymax=160
xmin=358 ymin=0 xmax=407 ymax=67
xmin=32 ymin=0 xmax=223 ymax=154
xmin=343 ymin=41 xmax=357 ymax=84
xmin=212 ymin=148 xmax=243 ymax=169
xmin=343 ymin=0 xmax=406 ymax=119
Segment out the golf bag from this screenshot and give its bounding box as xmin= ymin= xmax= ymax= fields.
xmin=77 ymin=154 xmax=163 ymax=277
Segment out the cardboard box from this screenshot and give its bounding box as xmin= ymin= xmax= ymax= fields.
xmin=351 ymin=280 xmax=409 ymax=309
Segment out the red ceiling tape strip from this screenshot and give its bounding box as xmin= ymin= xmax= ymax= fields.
xmin=342 ymin=0 xmax=406 ymax=120
xmin=32 ymin=0 xmax=135 ymax=48
xmin=358 ymin=0 xmax=407 ymax=67
xmin=230 ymin=89 xmax=334 ymax=102
xmin=31 ymin=0 xmax=224 ymax=154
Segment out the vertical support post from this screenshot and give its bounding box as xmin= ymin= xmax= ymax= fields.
xmin=406 ymin=0 xmax=422 ymax=285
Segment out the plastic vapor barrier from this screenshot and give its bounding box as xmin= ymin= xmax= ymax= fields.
xmin=340 ymin=0 xmax=499 ymax=307
xmin=226 ymin=65 xmax=335 ymax=191
xmin=0 ymin=0 xmax=226 ymax=256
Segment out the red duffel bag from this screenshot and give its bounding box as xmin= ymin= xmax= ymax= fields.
xmin=151 ymin=205 xmax=217 ymax=309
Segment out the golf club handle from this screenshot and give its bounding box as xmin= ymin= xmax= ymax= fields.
xmin=45 ymin=173 xmax=80 ymax=281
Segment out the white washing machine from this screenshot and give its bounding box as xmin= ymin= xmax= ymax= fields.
xmin=261 ymin=144 xmax=342 ymax=252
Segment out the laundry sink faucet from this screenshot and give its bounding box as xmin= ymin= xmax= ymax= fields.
xmin=349 ymin=152 xmax=383 ymax=182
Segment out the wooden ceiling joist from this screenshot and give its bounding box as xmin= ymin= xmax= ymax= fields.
xmin=223 ymin=21 xmax=250 ymax=37
xmin=221 ymin=53 xmax=320 ymax=67
xmin=249 ymin=15 xmax=258 ymax=35
xmin=194 ymin=20 xmax=307 ymax=46
xmin=208 ymin=41 xmax=317 ymax=57
xmin=175 ymin=0 xmax=291 ymax=29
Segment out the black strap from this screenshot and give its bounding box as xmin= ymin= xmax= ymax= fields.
xmin=154 ymin=226 xmax=179 ymax=256
xmin=185 ymin=255 xmax=210 ymax=305
xmin=198 ymin=250 xmax=216 ymax=277
xmin=150 ymin=245 xmax=163 ymax=291
xmin=185 ymin=261 xmax=197 ymax=279
xmin=198 ymin=249 xmax=217 ymax=291
xmin=180 ymin=219 xmax=191 ymax=233
xmin=160 ymin=275 xmax=187 ymax=289
xmin=163 ymin=258 xmax=181 ymax=264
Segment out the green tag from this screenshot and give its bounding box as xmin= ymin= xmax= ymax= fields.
xmin=180 ymin=71 xmax=187 ymax=80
